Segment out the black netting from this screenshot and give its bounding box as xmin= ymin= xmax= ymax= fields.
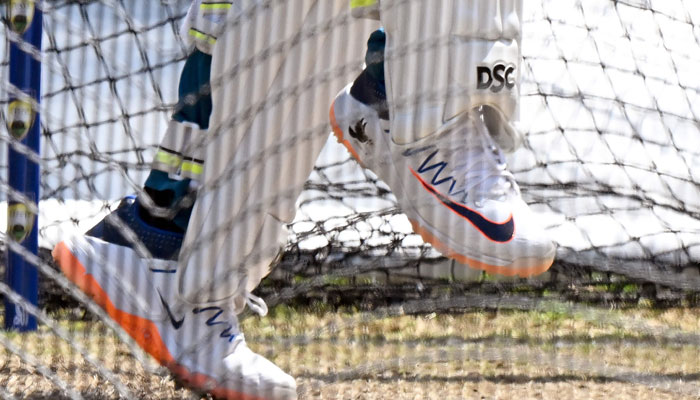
xmin=0 ymin=1 xmax=699 ymax=399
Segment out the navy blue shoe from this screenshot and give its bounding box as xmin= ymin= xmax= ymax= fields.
xmin=86 ymin=195 xmax=183 ymax=260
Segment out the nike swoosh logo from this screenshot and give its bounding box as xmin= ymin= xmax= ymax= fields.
xmin=158 ymin=291 xmax=184 ymax=329
xmin=410 ymin=168 xmax=515 ymax=243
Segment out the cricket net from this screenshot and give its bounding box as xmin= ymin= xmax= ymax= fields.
xmin=0 ymin=0 xmax=699 ymax=398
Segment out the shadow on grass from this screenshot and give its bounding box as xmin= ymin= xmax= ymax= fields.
xmin=298 ymin=370 xmax=700 ymax=386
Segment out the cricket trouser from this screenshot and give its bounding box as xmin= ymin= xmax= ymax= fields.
xmin=176 ymin=1 xmax=377 ymax=303
xmin=380 ymin=0 xmax=522 ymax=145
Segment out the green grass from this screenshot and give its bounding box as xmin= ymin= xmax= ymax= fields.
xmin=242 ymin=305 xmax=700 ymax=399
xmin=1 ymin=304 xmax=699 ymax=399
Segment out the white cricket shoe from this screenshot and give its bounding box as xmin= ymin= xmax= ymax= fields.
xmin=52 ymin=206 xmax=297 ymax=400
xmin=330 ymin=78 xmax=555 ymax=277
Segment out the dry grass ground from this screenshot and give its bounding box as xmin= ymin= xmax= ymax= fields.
xmin=1 ymin=305 xmax=699 ymax=399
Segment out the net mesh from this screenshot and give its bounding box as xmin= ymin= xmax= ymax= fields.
xmin=0 ymin=0 xmax=699 ymax=398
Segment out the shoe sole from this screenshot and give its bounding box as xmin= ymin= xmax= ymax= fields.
xmin=329 ymin=100 xmax=554 ymax=278
xmin=409 ymin=220 xmax=554 ymax=277
xmin=53 ymin=241 xmax=293 ymax=400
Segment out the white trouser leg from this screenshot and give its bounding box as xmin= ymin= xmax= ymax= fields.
xmin=177 ymin=0 xmax=377 ymax=303
xmin=380 ymin=0 xmax=523 ymax=144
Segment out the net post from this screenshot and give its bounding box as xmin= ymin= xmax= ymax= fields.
xmin=3 ymin=1 xmax=42 ymax=332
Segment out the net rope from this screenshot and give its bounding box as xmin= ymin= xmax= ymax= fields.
xmin=0 ymin=0 xmax=699 ymax=398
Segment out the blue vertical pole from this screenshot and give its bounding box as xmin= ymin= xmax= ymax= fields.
xmin=4 ymin=2 xmax=42 ymax=331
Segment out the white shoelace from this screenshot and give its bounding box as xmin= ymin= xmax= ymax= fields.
xmin=441 ymin=108 xmax=520 ymax=205
xmin=231 ymin=274 xmax=269 ymax=317
xmin=244 ymin=293 xmax=268 ymax=316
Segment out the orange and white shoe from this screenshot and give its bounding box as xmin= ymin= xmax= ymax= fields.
xmin=330 ymin=73 xmax=555 ymax=277
xmin=52 ymin=198 xmax=297 ymax=400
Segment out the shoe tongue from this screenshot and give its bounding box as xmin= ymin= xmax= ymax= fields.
xmin=481 ymin=105 xmax=523 ymax=153
xmin=454 ymin=112 xmax=516 ymax=202
xmin=476 ymin=141 xmax=516 ymax=200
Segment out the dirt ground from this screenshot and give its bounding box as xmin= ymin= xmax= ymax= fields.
xmin=1 ymin=306 xmax=699 ymax=399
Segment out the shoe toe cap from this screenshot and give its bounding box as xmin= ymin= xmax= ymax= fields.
xmin=222 ymin=344 xmax=297 ymax=399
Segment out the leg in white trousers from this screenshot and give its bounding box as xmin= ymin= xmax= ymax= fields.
xmin=177 ymin=0 xmax=377 ymax=304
